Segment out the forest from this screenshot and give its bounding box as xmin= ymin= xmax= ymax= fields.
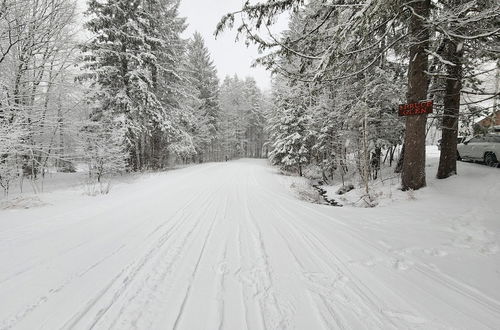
xmin=0 ymin=0 xmax=269 ymax=195
xmin=216 ymin=0 xmax=498 ymax=195
xmin=1 ymin=0 xmax=499 ymax=199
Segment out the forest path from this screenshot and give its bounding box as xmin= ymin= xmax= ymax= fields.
xmin=0 ymin=159 xmax=499 ymax=329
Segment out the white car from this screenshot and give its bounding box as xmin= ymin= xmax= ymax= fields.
xmin=457 ymin=134 xmax=500 ymax=166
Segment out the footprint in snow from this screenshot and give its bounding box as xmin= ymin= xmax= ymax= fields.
xmin=215 ymin=261 xmax=228 ymax=275
xmin=423 ymin=248 xmax=449 ymax=257
xmin=392 ymin=258 xmax=414 ymax=271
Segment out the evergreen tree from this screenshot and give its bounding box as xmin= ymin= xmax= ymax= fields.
xmin=219 ymin=76 xmax=241 ymax=159
xmin=242 ymin=78 xmax=266 ymax=158
xmin=219 ymin=75 xmax=267 ymax=159
xmin=147 ymin=0 xmax=189 ymax=168
xmin=81 ymin=0 xmax=186 ymax=170
xmin=268 ymin=81 xmax=310 ymax=176
xmin=185 ymin=32 xmax=220 ymax=162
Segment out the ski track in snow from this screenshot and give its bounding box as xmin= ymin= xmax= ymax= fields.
xmin=0 ymin=159 xmax=499 ymax=329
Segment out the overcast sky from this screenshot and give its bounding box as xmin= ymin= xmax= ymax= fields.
xmin=178 ymin=0 xmax=287 ymax=90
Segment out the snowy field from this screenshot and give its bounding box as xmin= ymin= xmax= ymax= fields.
xmin=0 ymin=149 xmax=499 ymax=329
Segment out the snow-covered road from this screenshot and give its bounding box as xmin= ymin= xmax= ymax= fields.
xmin=1 ymin=159 xmax=499 ymax=329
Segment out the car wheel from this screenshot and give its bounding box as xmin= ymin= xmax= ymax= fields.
xmin=484 ymin=153 xmax=498 ymax=167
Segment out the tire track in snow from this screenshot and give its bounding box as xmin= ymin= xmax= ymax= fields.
xmin=2 ymin=197 xmax=197 ymax=330
xmin=59 ymin=184 xmax=218 ymax=330
xmin=215 ymin=241 xmax=229 ymax=330
xmin=108 ymin=194 xmax=218 ymax=329
xmin=172 ymin=195 xmax=228 ymax=330
xmin=266 ymin=216 xmax=344 ymax=330
xmin=235 ymin=213 xmax=251 ymax=330
xmin=0 ymin=243 xmax=127 ymax=330
xmin=104 ymin=173 xmax=232 ymax=329
xmin=256 ymin=181 xmax=500 ymax=328
xmin=269 ymin=196 xmax=471 ymax=329
xmin=90 ymin=187 xmax=223 ymax=329
xmin=294 ymin=202 xmax=500 ymax=320
xmin=0 ymin=166 xmax=224 ymax=315
xmin=237 ymin=173 xmax=291 ymax=330
xmin=250 ymin=172 xmax=425 ymax=328
xmin=253 ymin=192 xmax=390 ymax=329
xmin=213 ymin=192 xmax=233 ymax=330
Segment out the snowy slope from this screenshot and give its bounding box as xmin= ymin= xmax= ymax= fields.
xmin=0 ymin=156 xmax=499 ymax=329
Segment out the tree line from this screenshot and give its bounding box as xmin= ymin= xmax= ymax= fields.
xmin=1 ymin=0 xmax=498 ymax=197
xmin=0 ymin=0 xmax=268 ymax=195
xmin=217 ymin=0 xmax=499 ymax=195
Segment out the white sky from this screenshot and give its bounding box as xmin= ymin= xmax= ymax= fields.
xmin=178 ymin=0 xmax=287 ymax=90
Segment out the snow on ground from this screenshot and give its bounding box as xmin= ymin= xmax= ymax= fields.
xmin=0 ymin=151 xmax=499 ymax=329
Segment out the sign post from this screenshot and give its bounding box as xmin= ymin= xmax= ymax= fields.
xmin=398 ymin=100 xmax=433 ymax=117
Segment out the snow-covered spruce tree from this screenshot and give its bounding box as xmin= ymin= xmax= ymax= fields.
xmin=219 ymin=76 xmax=240 ymax=159
xmin=185 ymin=32 xmax=220 ymax=162
xmin=146 ymin=0 xmax=189 ymax=168
xmin=81 ymin=0 xmax=187 ymax=171
xmin=268 ymin=80 xmax=310 ymax=176
xmin=309 ymin=90 xmax=346 ymax=183
xmin=242 ymin=77 xmax=266 ymax=158
xmin=166 ymin=128 xmax=196 ymax=164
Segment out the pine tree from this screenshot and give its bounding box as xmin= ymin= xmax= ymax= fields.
xmin=242 ymin=77 xmax=266 ymax=158
xmin=145 ymin=0 xmax=188 ymax=168
xmin=81 ymin=0 xmax=187 ymax=170
xmin=268 ymin=81 xmax=310 ymax=176
xmin=185 ymin=32 xmax=220 ymax=162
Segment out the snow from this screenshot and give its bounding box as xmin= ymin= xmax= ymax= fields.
xmin=0 ymin=151 xmax=499 ymax=329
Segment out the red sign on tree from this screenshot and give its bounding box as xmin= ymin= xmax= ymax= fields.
xmin=398 ymin=100 xmax=433 ymax=116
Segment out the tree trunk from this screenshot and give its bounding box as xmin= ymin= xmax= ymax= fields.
xmin=401 ymin=0 xmax=431 ymax=191
xmin=395 ymin=144 xmax=404 ymax=173
xmin=437 ymin=38 xmax=463 ymax=179
xmin=371 ymin=147 xmax=381 ymax=180
xmin=57 ymin=93 xmax=64 ymax=168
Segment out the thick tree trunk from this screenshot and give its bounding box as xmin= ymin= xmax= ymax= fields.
xmin=437 ymin=38 xmax=463 ymax=179
xmin=401 ymin=0 xmax=431 ymax=191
